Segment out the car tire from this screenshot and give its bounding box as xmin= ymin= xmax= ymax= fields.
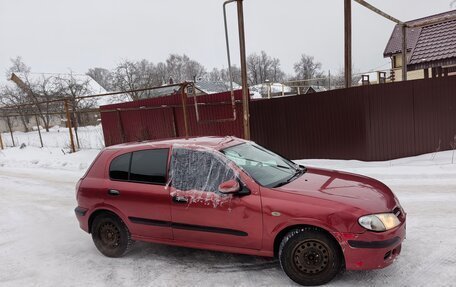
xmin=91 ymin=213 xmax=134 ymax=258
xmin=279 ymin=227 xmax=342 ymax=286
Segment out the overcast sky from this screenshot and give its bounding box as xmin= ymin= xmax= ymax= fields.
xmin=0 ymin=0 xmax=454 ymax=80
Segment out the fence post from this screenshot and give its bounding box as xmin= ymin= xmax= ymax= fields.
xmin=64 ymin=99 xmax=76 ymax=153
xmin=0 ymin=131 xmax=3 ymax=150
xmin=35 ymin=114 xmax=44 ymax=148
xmin=180 ymin=84 xmax=189 ymax=139
xmin=6 ymin=116 xmax=15 ymax=147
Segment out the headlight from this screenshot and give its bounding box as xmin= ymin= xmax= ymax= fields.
xmin=358 ymin=213 xmax=400 ymax=232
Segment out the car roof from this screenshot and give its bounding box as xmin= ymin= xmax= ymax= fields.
xmin=105 ymin=136 xmax=247 ymax=151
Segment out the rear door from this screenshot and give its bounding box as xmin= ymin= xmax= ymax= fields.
xmin=105 ymin=148 xmax=172 ymax=239
xmin=169 ymin=147 xmax=263 ymax=250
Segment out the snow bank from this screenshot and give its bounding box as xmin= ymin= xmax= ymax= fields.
xmin=0 ymin=146 xmax=100 ymax=172
xmin=1 ymin=125 xmax=105 ymax=150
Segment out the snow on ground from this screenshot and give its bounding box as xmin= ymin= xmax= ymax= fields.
xmin=1 ymin=125 xmax=104 ymax=150
xmin=1 ymin=146 xmax=456 ymax=286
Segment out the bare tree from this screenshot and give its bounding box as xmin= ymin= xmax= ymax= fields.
xmin=208 ymin=65 xmax=242 ymax=84
xmin=87 ymin=67 xmax=113 ymax=91
xmin=112 ymin=59 xmax=163 ymax=101
xmin=293 ymin=54 xmax=324 ymax=80
xmin=0 ymin=84 xmax=31 ymax=132
xmin=247 ymin=51 xmax=285 ymax=85
xmin=166 ymin=54 xmax=206 ymax=83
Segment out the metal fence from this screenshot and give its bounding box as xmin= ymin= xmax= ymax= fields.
xmin=250 ymin=75 xmax=456 ymax=161
xmin=2 ymin=76 xmax=456 ymax=162
xmin=99 ymin=89 xmax=244 ymax=146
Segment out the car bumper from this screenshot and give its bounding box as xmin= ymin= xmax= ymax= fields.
xmin=74 ymin=206 xmax=89 ymax=232
xmin=338 ymin=220 xmax=406 ymax=270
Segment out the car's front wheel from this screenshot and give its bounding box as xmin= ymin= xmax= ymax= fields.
xmin=91 ymin=213 xmax=134 ymax=257
xmin=279 ymin=228 xmax=343 ymax=286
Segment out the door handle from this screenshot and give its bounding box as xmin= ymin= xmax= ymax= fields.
xmin=172 ymin=195 xmax=188 ymax=204
xmin=108 ymin=189 xmax=121 ymax=196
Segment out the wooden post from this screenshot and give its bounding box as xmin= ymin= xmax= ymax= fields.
xmin=64 ymin=100 xmax=76 ymax=153
xmin=237 ymin=0 xmax=251 ymax=140
xmin=344 ymin=0 xmax=352 ymax=88
xmin=35 ymin=114 xmax=44 ymax=148
xmin=180 ymin=84 xmax=190 ymax=139
xmin=0 ymin=131 xmax=4 ymax=150
xmin=401 ymin=24 xmax=407 ymax=81
xmin=6 ymin=117 xmax=15 ymax=147
xmin=328 ymin=70 xmax=331 ymax=90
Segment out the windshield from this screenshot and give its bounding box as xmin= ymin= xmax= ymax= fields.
xmin=222 ymin=143 xmax=303 ymax=187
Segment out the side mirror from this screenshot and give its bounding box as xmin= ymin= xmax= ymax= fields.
xmin=218 ymin=179 xmax=240 ymax=194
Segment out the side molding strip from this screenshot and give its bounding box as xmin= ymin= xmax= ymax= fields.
xmin=128 ymin=217 xmax=248 ymax=237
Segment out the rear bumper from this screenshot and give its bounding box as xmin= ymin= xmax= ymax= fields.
xmin=339 ymin=220 xmax=406 ymax=270
xmin=74 ymin=206 xmax=89 ymax=233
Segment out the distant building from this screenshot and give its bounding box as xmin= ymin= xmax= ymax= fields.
xmin=384 ymin=10 xmax=456 ymax=81
xmin=304 ymin=85 xmax=327 ymax=94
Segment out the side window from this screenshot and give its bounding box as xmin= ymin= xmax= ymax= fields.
xmin=109 ymin=153 xmax=131 ymax=180
xmin=170 ymin=148 xmax=235 ymax=193
xmin=130 ymin=149 xmax=169 ymax=184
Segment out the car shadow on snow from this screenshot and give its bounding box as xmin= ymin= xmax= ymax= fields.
xmin=126 ymin=242 xmax=280 ymax=273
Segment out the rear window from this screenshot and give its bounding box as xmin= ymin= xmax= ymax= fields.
xmin=109 ymin=149 xmax=169 ymax=184
xmin=130 ymin=149 xmax=168 ymax=184
xmin=109 ymin=153 xmax=131 ymax=180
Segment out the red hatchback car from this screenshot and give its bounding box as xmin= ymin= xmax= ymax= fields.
xmin=75 ymin=136 xmax=406 ymax=286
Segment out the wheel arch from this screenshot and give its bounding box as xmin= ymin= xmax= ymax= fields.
xmin=273 ymin=224 xmax=345 ymax=264
xmin=88 ymin=209 xmax=124 ymax=234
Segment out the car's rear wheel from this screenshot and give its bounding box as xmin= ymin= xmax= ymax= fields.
xmin=91 ymin=213 xmax=134 ymax=257
xmin=279 ymin=228 xmax=342 ymax=286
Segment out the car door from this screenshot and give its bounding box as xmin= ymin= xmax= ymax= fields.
xmin=169 ymin=147 xmax=262 ymax=250
xmin=105 ymin=148 xmax=172 ymax=240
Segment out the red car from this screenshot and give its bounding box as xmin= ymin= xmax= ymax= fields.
xmin=75 ymin=136 xmax=406 ymax=286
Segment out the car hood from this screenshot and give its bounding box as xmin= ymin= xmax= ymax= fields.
xmin=276 ymin=166 xmax=399 ymax=214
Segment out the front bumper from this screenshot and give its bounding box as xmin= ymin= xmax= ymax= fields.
xmin=339 ymin=220 xmax=406 ymax=270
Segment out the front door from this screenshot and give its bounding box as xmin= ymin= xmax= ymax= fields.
xmin=169 ymin=147 xmax=262 ymax=250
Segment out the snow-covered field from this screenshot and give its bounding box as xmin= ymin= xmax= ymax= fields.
xmin=1 ymin=146 xmax=456 ymax=287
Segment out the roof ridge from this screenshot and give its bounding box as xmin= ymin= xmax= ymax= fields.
xmin=405 ymin=9 xmax=456 ymax=25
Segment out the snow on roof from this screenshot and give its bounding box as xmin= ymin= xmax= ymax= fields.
xmin=11 ymin=72 xmax=128 ymax=107
xmin=250 ymin=83 xmax=292 ymax=95
xmin=195 ymin=81 xmax=241 ymax=95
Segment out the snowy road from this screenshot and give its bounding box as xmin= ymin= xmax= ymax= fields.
xmin=1 ymin=148 xmax=456 ymax=286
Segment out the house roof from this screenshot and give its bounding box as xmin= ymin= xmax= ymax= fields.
xmin=195 ymin=81 xmax=241 ymax=94
xmin=10 ymin=72 xmax=128 ymax=107
xmin=384 ymin=10 xmax=456 ymax=70
xmin=305 ymin=85 xmax=327 ymax=93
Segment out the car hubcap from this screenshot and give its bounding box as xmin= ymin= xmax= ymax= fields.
xmin=293 ymin=240 xmax=329 ymax=274
xmin=99 ymin=222 xmax=120 ymax=249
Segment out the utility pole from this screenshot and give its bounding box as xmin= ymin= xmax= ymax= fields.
xmin=344 ymin=0 xmax=352 ymax=88
xmin=401 ymin=24 xmax=408 ymax=81
xmin=237 ymin=0 xmax=250 ymax=140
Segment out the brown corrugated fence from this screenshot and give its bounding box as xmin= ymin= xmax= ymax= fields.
xmin=100 ymin=76 xmax=456 ymax=161
xmin=250 ymin=76 xmax=456 ymax=160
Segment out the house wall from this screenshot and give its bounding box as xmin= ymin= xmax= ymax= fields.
xmin=393 ymin=68 xmax=426 ymax=81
